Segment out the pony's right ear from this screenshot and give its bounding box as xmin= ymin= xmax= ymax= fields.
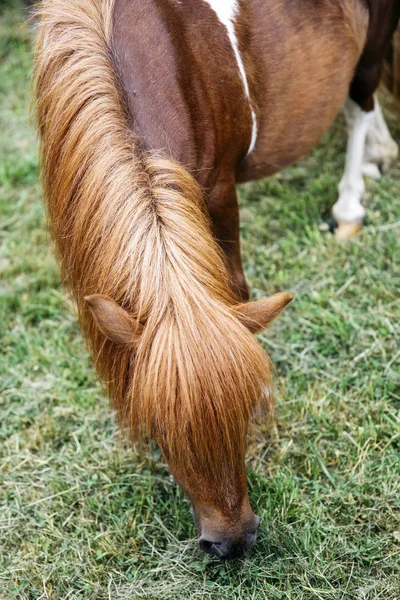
xmin=84 ymin=295 xmax=142 ymax=347
xmin=235 ymin=292 xmax=293 ymax=334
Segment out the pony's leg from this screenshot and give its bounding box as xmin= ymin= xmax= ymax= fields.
xmin=363 ymin=96 xmax=399 ymax=178
xmin=333 ymin=95 xmax=398 ymax=239
xmin=332 ymin=98 xmax=373 ymax=238
xmin=332 ymin=4 xmax=400 ymax=239
xmin=333 ymin=96 xmax=398 ymax=239
xmin=208 ymin=181 xmax=249 ymax=300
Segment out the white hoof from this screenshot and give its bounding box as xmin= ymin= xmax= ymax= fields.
xmin=335 ymin=221 xmax=363 ymax=240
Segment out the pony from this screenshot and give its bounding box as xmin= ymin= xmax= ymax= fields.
xmin=34 ymin=0 xmax=399 ymax=559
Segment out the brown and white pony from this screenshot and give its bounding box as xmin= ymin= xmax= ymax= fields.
xmin=34 ymin=0 xmax=399 ymax=559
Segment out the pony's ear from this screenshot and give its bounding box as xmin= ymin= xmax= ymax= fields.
xmin=235 ymin=292 xmax=293 ymax=334
xmin=84 ymin=294 xmax=142 ymax=346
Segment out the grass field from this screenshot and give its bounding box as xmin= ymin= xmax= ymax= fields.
xmin=1 ymin=3 xmax=400 ymax=599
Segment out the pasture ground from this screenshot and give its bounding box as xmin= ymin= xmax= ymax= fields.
xmin=1 ymin=3 xmax=399 ymax=598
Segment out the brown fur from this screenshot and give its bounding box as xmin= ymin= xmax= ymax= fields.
xmin=237 ymin=0 xmax=369 ymax=181
xmin=111 ymin=0 xmax=370 ymax=295
xmin=349 ymin=0 xmax=400 ymax=110
xmin=33 ymin=0 xmax=275 ymax=516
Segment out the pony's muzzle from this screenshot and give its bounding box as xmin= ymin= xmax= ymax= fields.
xmin=199 ymin=516 xmax=260 ymax=560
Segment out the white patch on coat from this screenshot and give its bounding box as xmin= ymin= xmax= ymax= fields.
xmin=203 ymin=0 xmax=258 ymax=155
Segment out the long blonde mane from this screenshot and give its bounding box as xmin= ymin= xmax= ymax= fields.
xmin=34 ymin=0 xmax=273 ymax=493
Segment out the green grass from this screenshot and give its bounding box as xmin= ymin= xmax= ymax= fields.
xmin=1 ymin=3 xmax=399 ymax=598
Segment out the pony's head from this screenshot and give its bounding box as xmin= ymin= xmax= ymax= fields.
xmin=85 ymin=291 xmax=292 ymax=559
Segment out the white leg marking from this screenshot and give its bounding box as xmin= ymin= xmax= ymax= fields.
xmin=362 ymin=161 xmax=381 ymax=180
xmin=203 ymin=0 xmax=257 ymax=155
xmin=363 ymin=96 xmax=399 ymax=174
xmin=332 ymin=98 xmax=373 ymax=224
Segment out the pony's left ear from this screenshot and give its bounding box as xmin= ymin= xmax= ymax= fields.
xmin=235 ymin=292 xmax=293 ymax=334
xmin=84 ymin=294 xmax=142 ymax=346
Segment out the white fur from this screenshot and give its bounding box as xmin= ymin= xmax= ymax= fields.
xmin=204 ymin=0 xmax=258 ymax=155
xmin=333 ymin=97 xmax=398 ymax=224
xmin=332 ymin=98 xmax=372 ymax=224
xmin=364 ymin=98 xmax=399 ymax=174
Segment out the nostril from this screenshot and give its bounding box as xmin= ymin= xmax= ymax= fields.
xmin=199 ymin=538 xmax=230 ymax=558
xmin=199 ymin=539 xmax=213 ymax=554
xmin=212 ymin=541 xmax=230 ymax=558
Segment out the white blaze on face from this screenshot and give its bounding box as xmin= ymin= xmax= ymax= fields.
xmin=203 ymin=0 xmax=258 ymax=156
